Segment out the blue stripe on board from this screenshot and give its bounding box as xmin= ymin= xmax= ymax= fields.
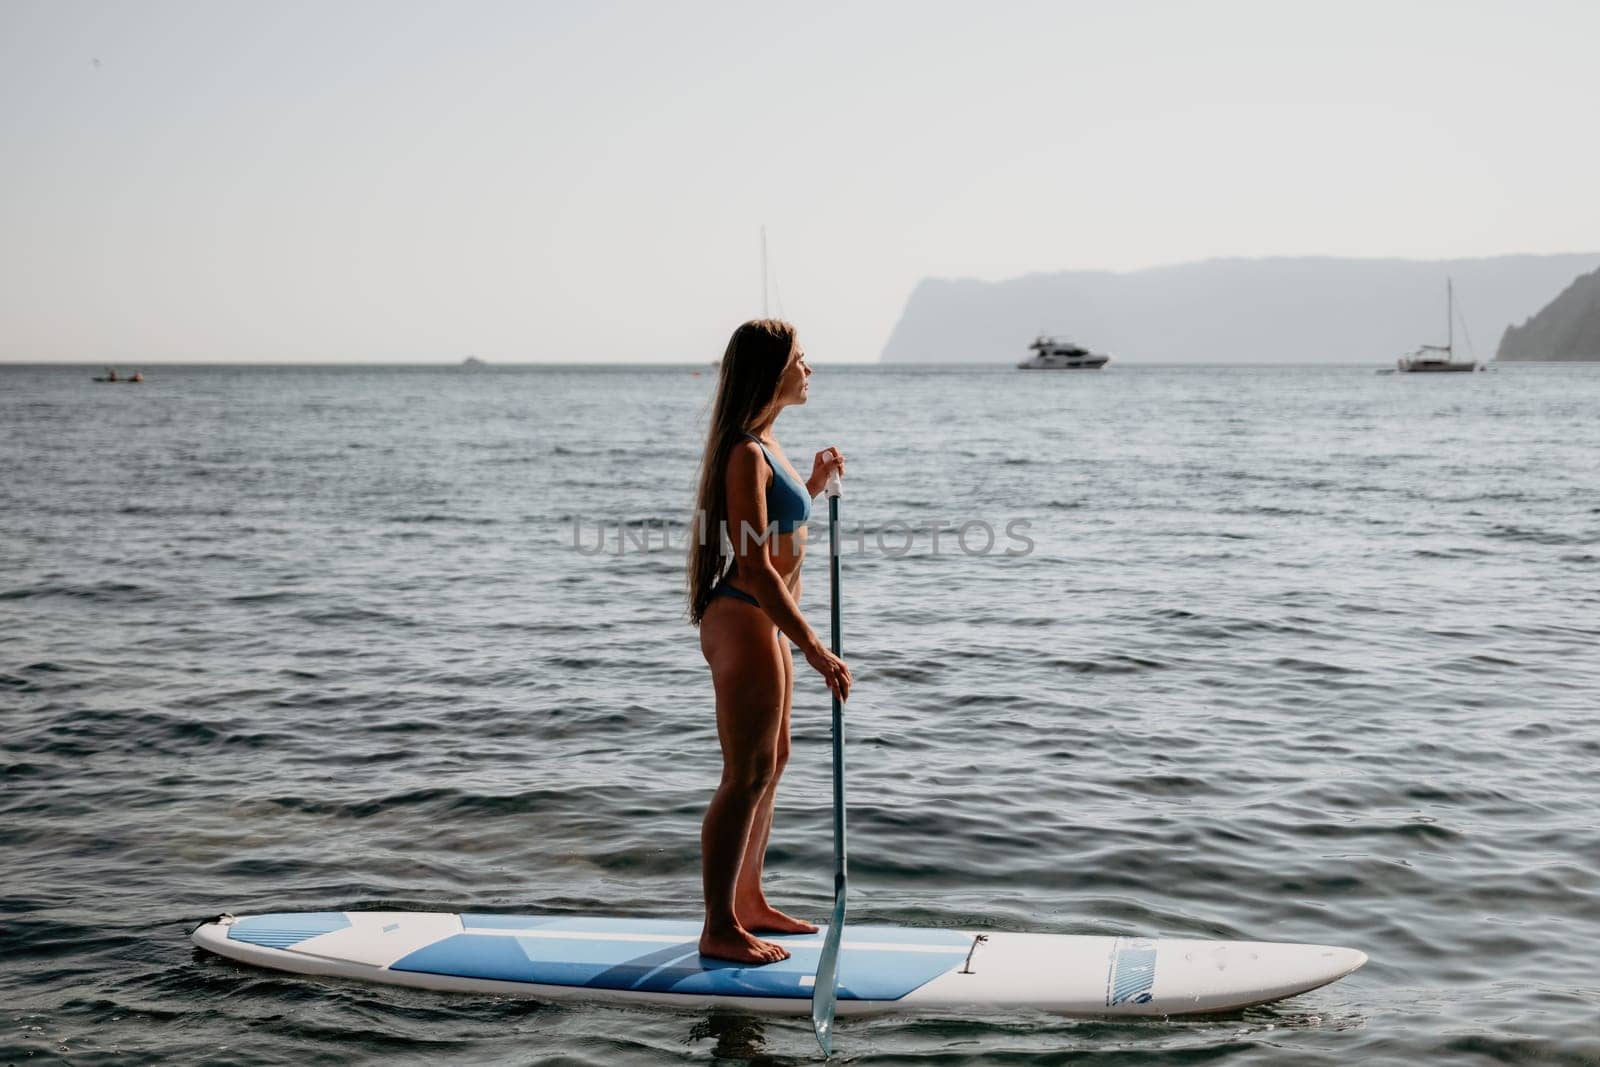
xmin=391 ymin=933 xmax=707 ymax=991
xmin=228 ymin=913 xmax=351 ymax=950
xmin=388 ymin=929 xmax=969 ymax=1001
xmin=460 ymin=914 xmax=701 ymax=937
xmin=647 ymin=951 xmax=973 ymax=1001
xmin=457 ymin=916 xmax=970 ymax=949
xmin=580 ymin=943 xmax=703 ymax=991
xmin=1106 ymin=938 xmax=1157 ymax=1006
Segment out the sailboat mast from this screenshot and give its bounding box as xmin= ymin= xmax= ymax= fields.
xmin=761 ymin=226 xmax=769 ymax=318
xmin=1446 ymin=278 xmax=1453 ymax=355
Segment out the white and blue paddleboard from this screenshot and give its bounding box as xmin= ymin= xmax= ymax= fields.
xmin=192 ymin=911 xmax=1365 ymax=1017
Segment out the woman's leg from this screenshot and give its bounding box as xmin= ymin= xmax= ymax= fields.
xmin=734 ymin=635 xmax=818 ymax=934
xmin=699 ymin=603 xmax=790 ymax=964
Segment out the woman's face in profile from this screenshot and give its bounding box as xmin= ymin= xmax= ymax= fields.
xmin=774 ymin=345 xmax=811 ymax=408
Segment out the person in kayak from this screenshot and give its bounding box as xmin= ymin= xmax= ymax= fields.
xmin=687 ymin=318 xmax=851 ymax=965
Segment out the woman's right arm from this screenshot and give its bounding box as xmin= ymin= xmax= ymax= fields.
xmin=726 ymin=441 xmax=851 ymax=701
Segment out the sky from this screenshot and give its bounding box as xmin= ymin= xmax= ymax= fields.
xmin=2 ymin=0 xmax=1597 ymax=363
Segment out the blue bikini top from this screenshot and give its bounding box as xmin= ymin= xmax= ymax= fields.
xmin=744 ymin=433 xmax=812 ymax=533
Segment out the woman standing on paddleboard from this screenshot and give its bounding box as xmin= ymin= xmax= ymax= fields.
xmin=688 ymin=319 xmax=852 ymax=965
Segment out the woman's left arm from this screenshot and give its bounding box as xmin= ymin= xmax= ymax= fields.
xmin=806 ymin=446 xmax=846 ymax=498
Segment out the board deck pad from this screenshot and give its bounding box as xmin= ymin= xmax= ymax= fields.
xmin=195 ymin=911 xmax=1366 ymax=1018
xmin=386 ymin=916 xmax=970 ymax=1000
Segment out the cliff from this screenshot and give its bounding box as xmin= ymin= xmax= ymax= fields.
xmin=880 ymin=254 xmax=1600 ymax=363
xmin=1496 ymin=267 xmax=1600 ymax=361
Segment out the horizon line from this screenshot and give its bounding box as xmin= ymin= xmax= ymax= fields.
xmin=2 ymin=358 xmax=1565 ymax=369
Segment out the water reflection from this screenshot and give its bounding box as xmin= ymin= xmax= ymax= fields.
xmin=687 ymin=1009 xmax=775 ymax=1062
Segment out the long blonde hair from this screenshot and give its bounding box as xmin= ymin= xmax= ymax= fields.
xmin=686 ymin=319 xmax=797 ymax=624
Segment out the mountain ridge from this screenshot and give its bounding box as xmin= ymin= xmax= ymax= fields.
xmin=880 ymin=254 xmax=1600 ymax=364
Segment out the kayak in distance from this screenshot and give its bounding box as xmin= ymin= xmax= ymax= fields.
xmin=191 ymin=910 xmax=1366 ymax=1018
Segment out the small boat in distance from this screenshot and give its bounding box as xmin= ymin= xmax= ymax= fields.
xmin=1017 ymin=336 xmax=1110 ymax=370
xmin=1397 ymin=279 xmax=1478 ymax=373
xmin=92 ymin=368 xmax=143 ymax=383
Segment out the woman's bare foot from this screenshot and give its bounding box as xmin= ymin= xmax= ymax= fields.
xmin=699 ymin=925 xmax=791 ymax=965
xmin=736 ymin=903 xmax=819 ymax=935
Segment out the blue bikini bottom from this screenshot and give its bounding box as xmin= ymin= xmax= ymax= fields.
xmin=710 ymin=582 xmax=760 ymax=608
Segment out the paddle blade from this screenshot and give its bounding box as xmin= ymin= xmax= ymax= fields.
xmin=810 ymin=889 xmax=849 ymax=1056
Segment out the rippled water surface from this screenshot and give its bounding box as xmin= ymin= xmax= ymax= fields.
xmin=4 ymin=362 xmax=1599 ymax=1065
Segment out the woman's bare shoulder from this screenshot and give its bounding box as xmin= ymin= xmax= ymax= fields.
xmin=726 ymin=438 xmax=766 ymax=475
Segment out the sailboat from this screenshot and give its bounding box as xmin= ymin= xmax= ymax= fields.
xmin=1397 ymin=279 xmax=1478 ymax=372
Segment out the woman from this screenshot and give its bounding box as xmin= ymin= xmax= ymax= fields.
xmin=687 ymin=319 xmax=852 ymax=965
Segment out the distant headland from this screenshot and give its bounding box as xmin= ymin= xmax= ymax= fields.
xmin=1497 ymin=267 xmax=1600 ymax=361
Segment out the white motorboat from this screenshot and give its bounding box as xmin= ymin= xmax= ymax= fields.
xmin=1017 ymin=336 xmax=1111 ymax=369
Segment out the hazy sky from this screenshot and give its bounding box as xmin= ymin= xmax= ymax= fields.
xmin=3 ymin=0 xmax=1597 ymax=363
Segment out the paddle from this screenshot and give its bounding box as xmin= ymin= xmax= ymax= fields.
xmin=811 ymin=469 xmax=848 ymax=1056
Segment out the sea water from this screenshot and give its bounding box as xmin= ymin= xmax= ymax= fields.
xmin=2 ymin=362 xmax=1598 ymax=1065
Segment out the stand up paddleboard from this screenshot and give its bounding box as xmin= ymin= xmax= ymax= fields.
xmin=192 ymin=911 xmax=1365 ymax=1017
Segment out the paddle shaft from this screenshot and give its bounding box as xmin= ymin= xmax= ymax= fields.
xmin=828 ymin=488 xmax=847 ymax=890
xmin=811 ymin=475 xmax=847 ymax=1056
